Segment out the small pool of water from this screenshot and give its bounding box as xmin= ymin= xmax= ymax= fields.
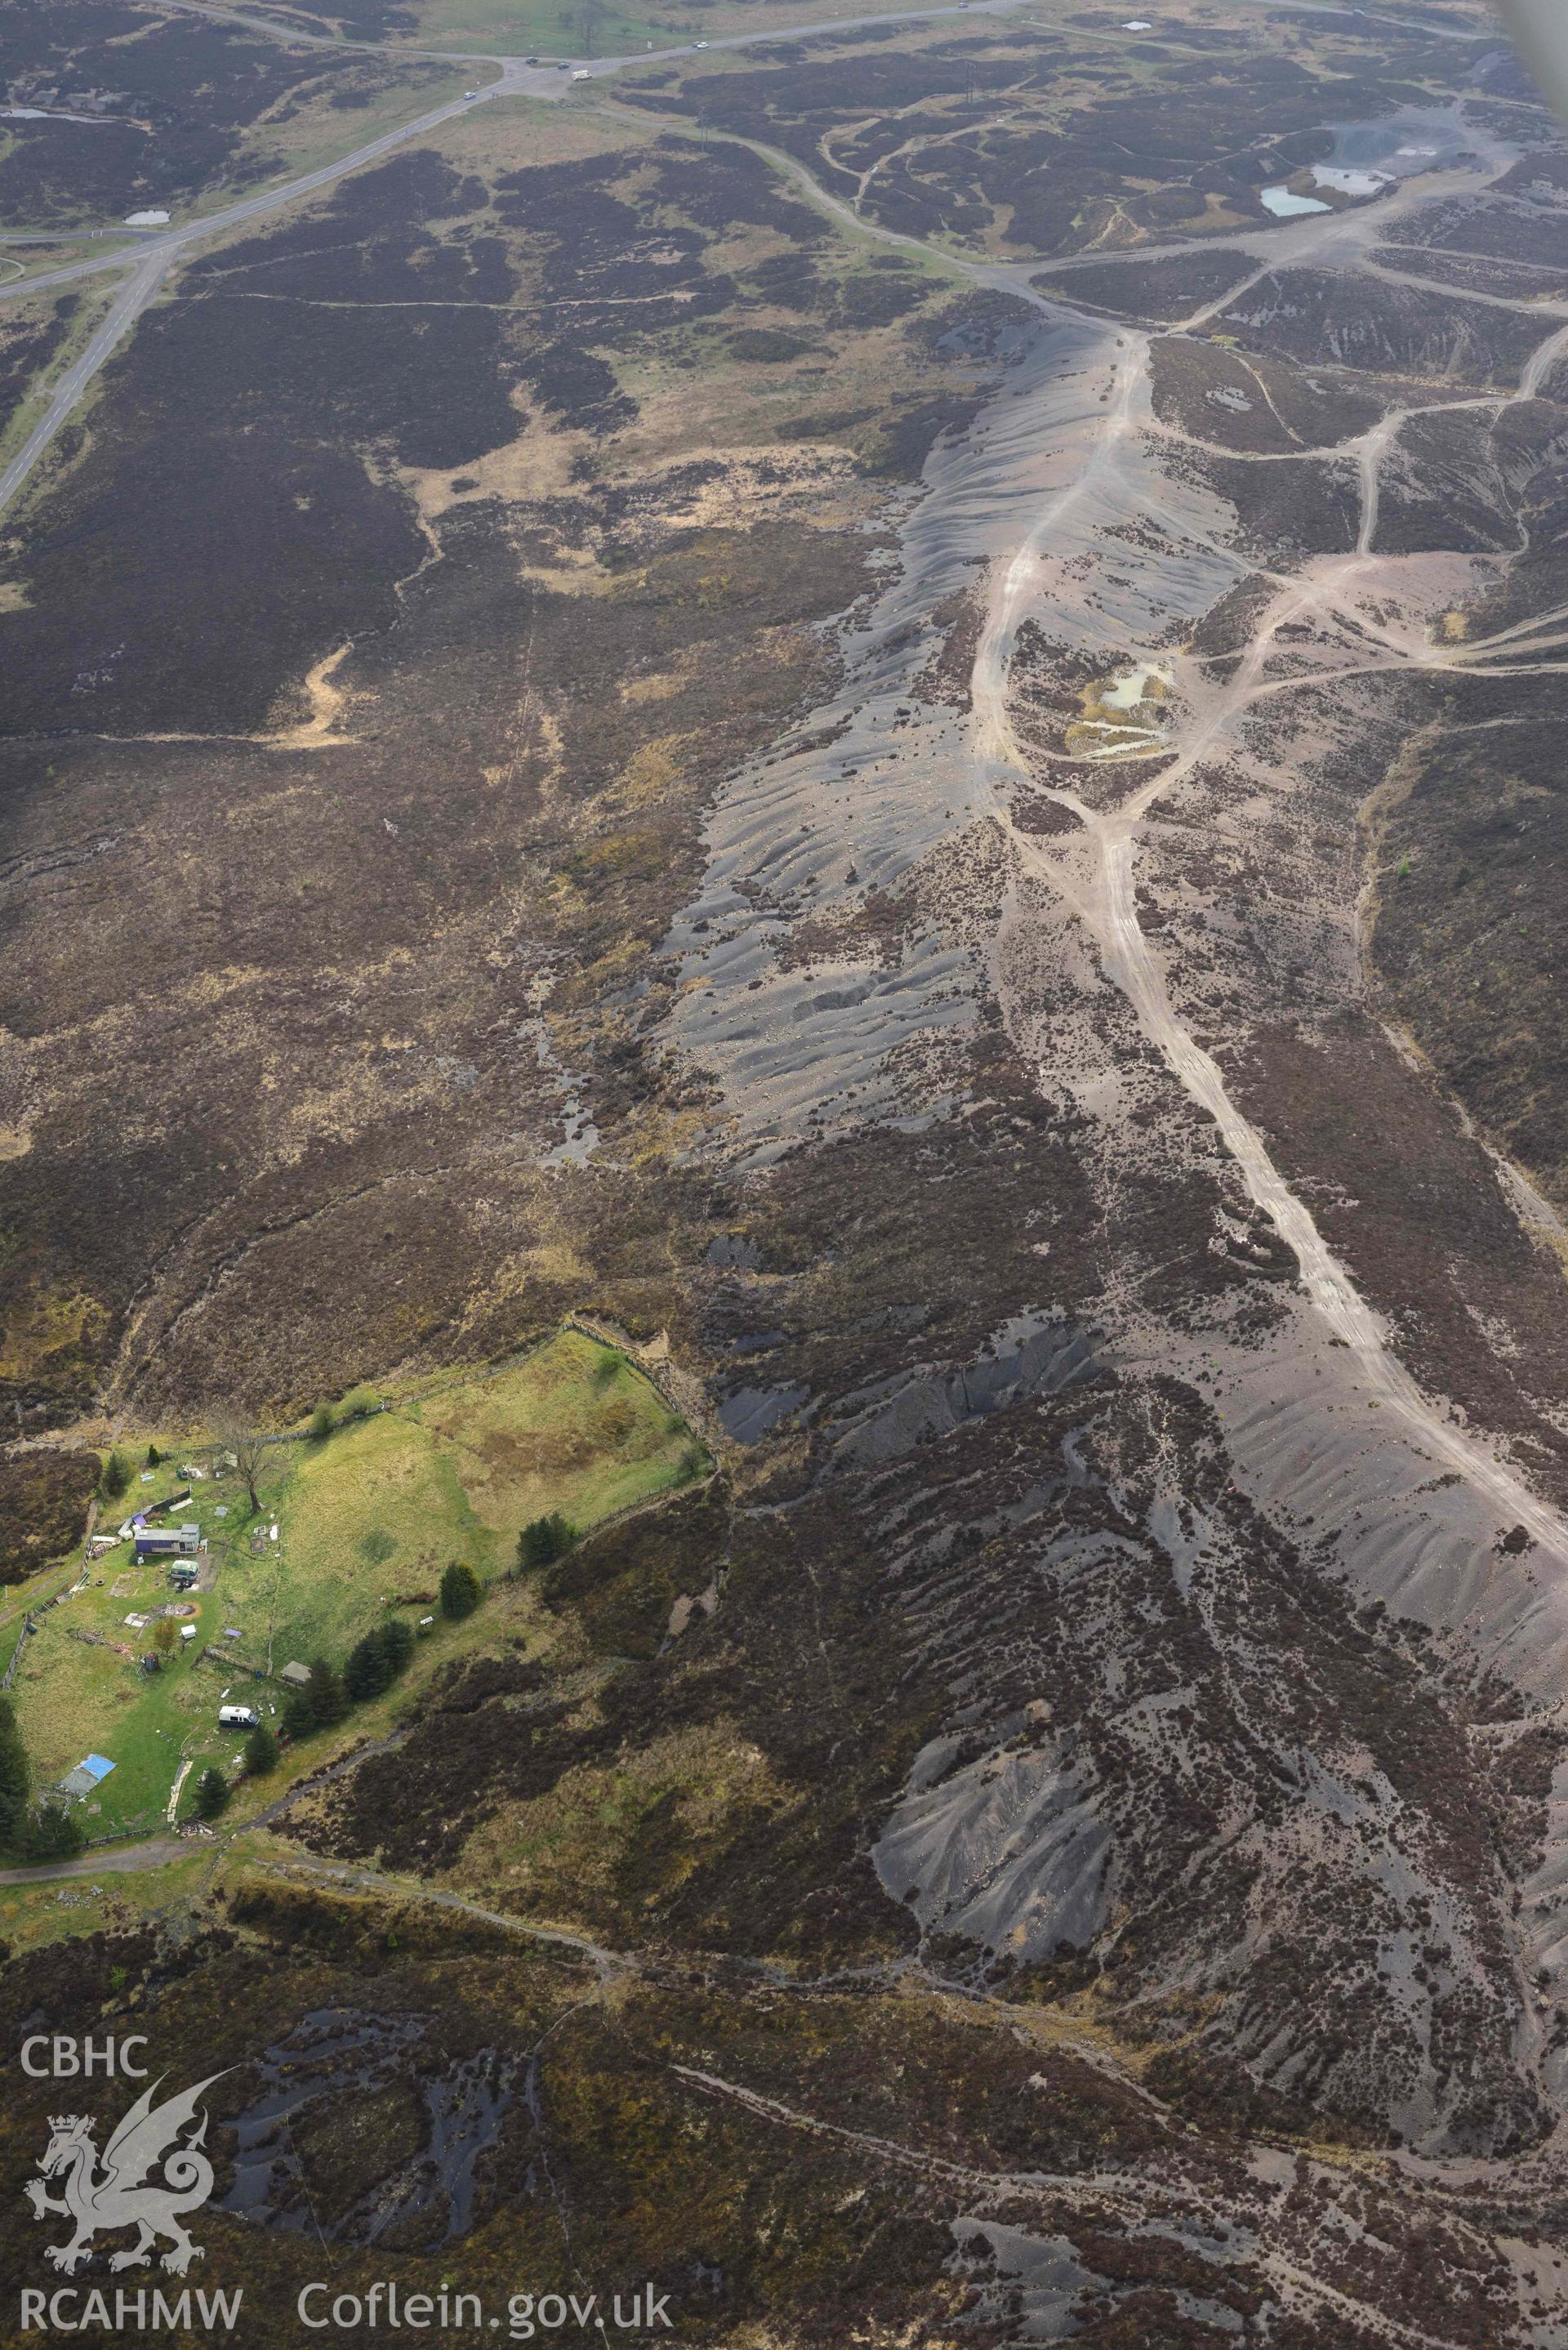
xmin=1100 ymin=659 xmax=1173 ymax=711
xmin=1262 ymin=185 xmax=1330 ymax=217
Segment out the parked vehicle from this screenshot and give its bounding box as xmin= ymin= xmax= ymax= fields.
xmin=218 ymin=1703 xmax=260 ymax=1729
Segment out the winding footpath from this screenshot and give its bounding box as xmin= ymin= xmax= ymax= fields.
xmin=0 ymin=77 xmax=510 ymax=515
xmin=0 ymin=0 xmax=1056 ymax=519
xmin=659 ymin=83 xmax=1568 ymax=1559
xmin=670 ymin=2064 xmax=1480 ymax=2350
xmin=978 ymin=291 xmax=1568 ymax=1561
xmin=669 ymin=99 xmax=1568 ymax=1564
xmin=7 ymin=0 xmax=1568 ymax=1880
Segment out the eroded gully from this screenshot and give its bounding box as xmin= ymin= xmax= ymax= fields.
xmin=11 ymin=1 xmax=1568 ymax=1566
xmin=677 ymin=121 xmax=1568 ymax=1580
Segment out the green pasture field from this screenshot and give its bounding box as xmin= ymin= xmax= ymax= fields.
xmin=7 ymin=1332 xmax=704 ymax=1839
xmin=425 ymin=0 xmax=667 ymax=56
xmin=236 ymin=0 xmax=944 ymax=60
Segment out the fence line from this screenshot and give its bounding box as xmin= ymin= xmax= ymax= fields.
xmin=85 ymin=1816 xmax=163 ymax=1851
xmin=199 ymin=1643 xmax=270 ymax=1679
xmin=1 ymin=1617 xmax=34 ymax=1690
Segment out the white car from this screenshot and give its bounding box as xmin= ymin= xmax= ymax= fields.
xmin=219 ymin=1704 xmax=260 ymax=1730
xmin=571 ymin=68 xmax=591 ymax=79
xmin=463 ymin=88 xmax=479 ymax=98
xmin=694 ymin=38 xmax=709 ymax=46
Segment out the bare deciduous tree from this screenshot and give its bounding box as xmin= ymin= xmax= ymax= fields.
xmin=574 ymin=0 xmax=608 ymax=54
xmin=211 ymin=1410 xmax=269 ymax=1516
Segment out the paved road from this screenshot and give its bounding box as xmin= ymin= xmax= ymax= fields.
xmin=163 ymin=0 xmax=1490 ymax=65
xmin=0 ymin=1817 xmax=626 ymax=1978
xmin=0 ymin=0 xmax=1051 ymax=519
xmin=0 ymin=250 xmax=175 ymax=515
xmin=0 ymin=75 xmax=510 ymax=517
xmin=6 ymin=0 xmax=1543 ymax=1573
xmin=1 ymin=75 xmax=511 ymax=307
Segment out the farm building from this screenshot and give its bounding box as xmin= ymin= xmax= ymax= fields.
xmin=134 ymin=1521 xmax=200 ymax=1560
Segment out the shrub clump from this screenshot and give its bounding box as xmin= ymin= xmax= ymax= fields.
xmin=729 ymin=327 xmax=815 ymax=361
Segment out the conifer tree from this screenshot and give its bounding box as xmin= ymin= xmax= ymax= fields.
xmin=28 ymin=1804 xmax=86 ymax=1862
xmin=439 ymin=1561 xmax=483 ymax=1621
xmin=0 ymin=1696 xmax=30 ymax=1852
xmin=307 ymin=1658 xmax=350 ymax=1728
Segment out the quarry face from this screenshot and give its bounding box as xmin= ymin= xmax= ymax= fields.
xmin=6 ymin=1 xmax=1568 ymax=2341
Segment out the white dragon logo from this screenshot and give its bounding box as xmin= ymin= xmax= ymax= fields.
xmin=24 ymin=2072 xmax=229 ymax=2276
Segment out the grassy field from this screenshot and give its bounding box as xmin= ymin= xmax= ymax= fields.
xmin=0 ymin=1845 xmax=217 ymax=1957
xmin=7 ymin=1332 xmax=704 ymax=1838
xmin=243 ymin=0 xmax=962 ymax=58
xmin=431 ymin=0 xmax=668 ymax=56
xmin=233 ymin=0 xmax=667 ymax=56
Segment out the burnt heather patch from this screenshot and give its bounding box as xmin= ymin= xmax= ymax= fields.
xmin=0 ymin=0 xmax=452 ymax=225
xmin=621 ymin=10 xmax=1485 ymax=257
xmin=0 ymin=132 xmax=1004 ymax=1425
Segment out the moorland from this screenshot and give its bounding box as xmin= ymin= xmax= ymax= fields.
xmin=6 ymin=1 xmax=1568 ymax=2342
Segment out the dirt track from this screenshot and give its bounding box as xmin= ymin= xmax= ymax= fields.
xmin=0 ymin=1836 xmax=185 ymax=1884
xmin=664 ymin=100 xmax=1568 ymax=1581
